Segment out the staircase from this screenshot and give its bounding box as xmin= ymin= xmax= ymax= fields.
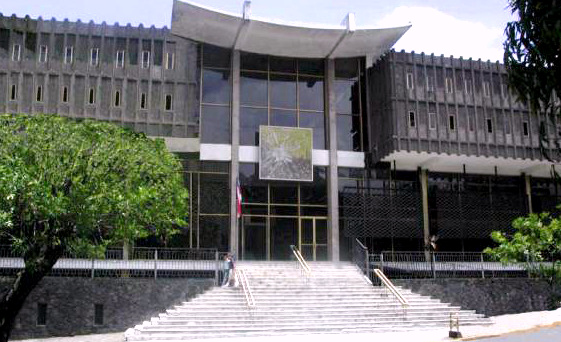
xmin=125 ymin=261 xmax=491 ymax=340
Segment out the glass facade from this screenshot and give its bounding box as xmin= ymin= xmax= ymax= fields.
xmin=200 ymin=45 xmax=232 ymax=144
xmin=240 ymin=52 xmax=326 ymax=149
xmin=178 ymin=154 xmax=230 ymax=251
xmin=239 ymin=162 xmax=327 ymax=260
xmin=335 ymin=58 xmax=366 ymax=151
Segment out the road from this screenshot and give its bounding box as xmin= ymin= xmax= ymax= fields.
xmin=472 ymin=325 xmax=561 ymax=342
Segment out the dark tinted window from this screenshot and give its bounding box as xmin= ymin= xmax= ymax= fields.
xmin=270 ymin=74 xmax=296 ymax=109
xmin=240 ymin=107 xmax=267 ymax=146
xmin=202 ymin=69 xmax=231 ymax=104
xmin=201 ymin=105 xmax=230 ymax=144
xmin=337 ymin=114 xmax=361 ymax=151
xmin=270 ymin=56 xmax=296 ymax=73
xmin=299 ymin=59 xmax=324 ymax=76
xmin=270 ymin=109 xmax=297 ymax=127
xmin=335 ymin=58 xmax=359 ymax=79
xmin=335 ymin=79 xmax=359 ymax=114
xmin=241 ymin=72 xmax=267 ymax=107
xmin=298 ymin=76 xmax=324 ymax=111
xmin=299 ymin=112 xmax=325 ymax=149
xmin=241 ymin=51 xmax=268 ymax=71
xmin=203 ymin=44 xmax=231 ymax=68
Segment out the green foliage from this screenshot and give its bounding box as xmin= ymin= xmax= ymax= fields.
xmin=0 ymin=114 xmax=188 ymax=258
xmin=485 ymin=212 xmax=561 ymax=282
xmin=504 ymin=0 xmax=561 ymax=160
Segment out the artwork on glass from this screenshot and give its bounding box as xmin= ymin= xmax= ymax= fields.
xmin=259 ymin=126 xmax=313 ymax=182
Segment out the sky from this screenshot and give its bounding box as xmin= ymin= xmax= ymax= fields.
xmin=0 ymin=0 xmax=516 ymax=62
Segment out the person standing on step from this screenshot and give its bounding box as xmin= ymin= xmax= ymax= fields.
xmin=221 ymin=254 xmax=232 ymax=287
xmin=228 ymin=253 xmax=237 ymax=287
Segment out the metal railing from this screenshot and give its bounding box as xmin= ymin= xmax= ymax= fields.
xmin=352 ymin=238 xmax=370 ymax=280
xmin=374 ymin=251 xmax=528 ymax=279
xmin=235 ymin=268 xmax=256 ymax=309
xmin=290 ymin=245 xmax=311 ymax=280
xmin=373 ymin=268 xmax=409 ymax=307
xmin=0 ymin=245 xmax=225 ymax=280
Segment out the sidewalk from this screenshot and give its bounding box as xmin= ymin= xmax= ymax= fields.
xmin=14 ymin=308 xmax=561 ymax=342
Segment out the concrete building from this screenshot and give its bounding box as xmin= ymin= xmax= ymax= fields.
xmin=0 ymin=1 xmax=559 ymax=261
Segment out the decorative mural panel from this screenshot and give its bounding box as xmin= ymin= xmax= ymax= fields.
xmin=259 ymin=126 xmax=313 ymax=182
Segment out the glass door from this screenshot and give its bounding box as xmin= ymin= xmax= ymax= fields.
xmin=299 ymin=217 xmax=328 ymax=261
xmin=241 ymin=216 xmax=267 ymax=260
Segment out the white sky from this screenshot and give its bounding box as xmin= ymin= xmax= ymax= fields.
xmin=0 ymin=0 xmax=516 ymax=62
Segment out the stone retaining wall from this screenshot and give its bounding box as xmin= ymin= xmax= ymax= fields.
xmin=2 ymin=277 xmax=214 ymax=340
xmin=394 ymin=278 xmax=555 ymax=317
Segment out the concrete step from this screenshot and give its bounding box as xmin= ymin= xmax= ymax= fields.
xmin=125 ymin=261 xmax=491 ymax=341
xmin=156 ymin=312 xmax=485 ymax=324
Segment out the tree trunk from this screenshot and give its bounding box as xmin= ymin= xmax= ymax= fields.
xmin=0 ymin=247 xmax=62 ymax=342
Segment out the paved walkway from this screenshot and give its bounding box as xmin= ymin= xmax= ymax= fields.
xmin=14 ymin=308 xmax=561 ymax=342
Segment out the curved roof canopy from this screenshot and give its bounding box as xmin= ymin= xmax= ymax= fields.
xmin=171 ymin=0 xmax=411 ymax=59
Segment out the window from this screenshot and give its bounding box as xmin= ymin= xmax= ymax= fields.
xmin=426 ymin=76 xmax=434 ymax=92
xmin=501 ymin=83 xmax=508 ymax=98
xmin=523 ymin=121 xmax=529 ymax=136
xmin=62 ymin=86 xmax=69 ymax=103
xmin=505 ymin=117 xmax=511 ymax=135
xmin=90 ymin=48 xmax=99 ymax=66
xmin=429 ymin=112 xmax=437 ymax=130
xmin=406 ymin=72 xmax=414 ymax=90
xmin=449 ymin=115 xmax=456 ymax=131
xmin=486 ymin=118 xmax=493 ymax=133
xmin=114 ymin=91 xmax=121 ymax=107
xmin=140 ymin=92 xmax=147 ymax=109
xmin=165 ymin=52 xmax=174 ymax=70
xmin=408 ymin=111 xmax=416 ymax=128
xmin=115 ymin=50 xmax=125 ymax=68
xmin=37 ymin=303 xmax=47 ymax=326
xmin=36 ymin=86 xmax=43 ymax=102
xmin=141 ymin=50 xmax=150 ymax=69
xmin=469 ymin=113 xmax=475 ymax=132
xmin=12 ymin=44 xmax=21 ymax=61
xmin=464 ymin=79 xmax=472 ymax=94
xmin=88 ymin=88 xmax=95 ymax=104
xmin=483 ymin=81 xmax=491 ymax=97
xmin=64 ymin=46 xmax=73 ymax=64
xmin=445 ymin=77 xmax=454 ymax=94
xmin=39 ymin=45 xmax=48 ymax=63
xmin=165 ymin=94 xmax=173 ymax=111
xmin=94 ymin=304 xmax=104 ymax=325
xmin=9 ymin=84 xmax=17 ymax=100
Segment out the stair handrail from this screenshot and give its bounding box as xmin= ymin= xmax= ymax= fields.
xmin=290 ymin=245 xmax=311 ymax=276
xmin=235 ymin=268 xmax=255 ymax=308
xmin=373 ymin=268 xmax=409 ymax=308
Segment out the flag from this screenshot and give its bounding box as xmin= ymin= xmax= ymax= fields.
xmin=236 ymin=177 xmax=243 ymax=219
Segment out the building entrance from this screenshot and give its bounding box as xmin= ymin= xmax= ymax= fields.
xmin=241 ymin=216 xmax=328 ymax=261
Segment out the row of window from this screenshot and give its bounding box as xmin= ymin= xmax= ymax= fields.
xmin=406 ymin=72 xmax=507 ymax=98
xmin=10 ymin=44 xmax=175 ymax=69
xmin=8 ymin=84 xmax=173 ymax=110
xmin=37 ymin=303 xmax=104 ymax=326
xmin=407 ymin=111 xmax=530 ymax=136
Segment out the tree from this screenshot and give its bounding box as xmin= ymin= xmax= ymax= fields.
xmin=484 ymin=213 xmax=561 ymax=284
xmin=0 ymin=114 xmax=188 ymax=342
xmin=503 ymin=0 xmax=561 ymax=160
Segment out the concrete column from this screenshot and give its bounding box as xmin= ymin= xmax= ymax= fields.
xmin=326 ymin=58 xmax=340 ymax=262
xmin=419 ymin=168 xmax=430 ymax=261
xmin=524 ymin=173 xmax=533 ymax=214
xmin=229 ymin=50 xmax=241 ymax=256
